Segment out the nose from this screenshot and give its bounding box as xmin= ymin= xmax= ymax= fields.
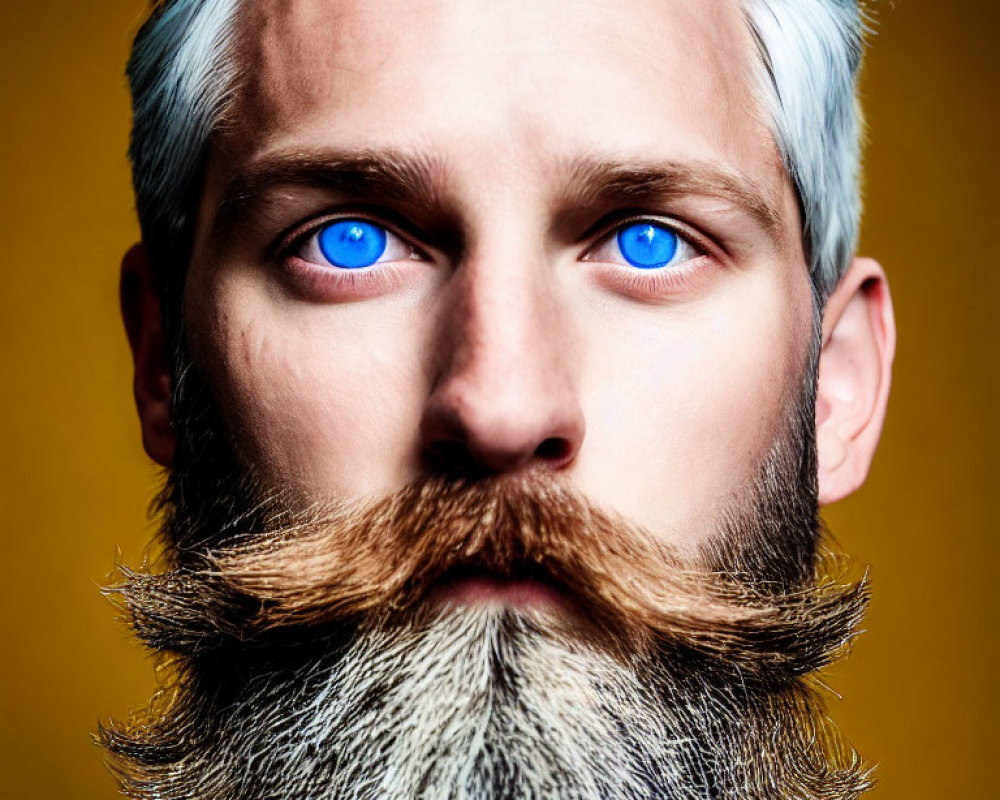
xmin=420 ymin=258 xmax=585 ymax=477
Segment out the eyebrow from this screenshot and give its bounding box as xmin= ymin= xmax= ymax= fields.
xmin=211 ymin=147 xmax=783 ymax=241
xmin=557 ymin=155 xmax=783 ymax=235
xmin=211 ymin=149 xmax=450 ymax=239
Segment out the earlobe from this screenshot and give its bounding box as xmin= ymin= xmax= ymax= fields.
xmin=816 ymin=257 xmax=896 ymax=505
xmin=120 ymin=243 xmax=175 ymax=466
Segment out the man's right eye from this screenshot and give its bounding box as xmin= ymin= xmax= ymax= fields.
xmin=298 ymin=218 xmax=415 ymax=269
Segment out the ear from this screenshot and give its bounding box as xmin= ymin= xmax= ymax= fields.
xmin=120 ymin=243 xmax=174 ymax=466
xmin=816 ymin=257 xmax=895 ymax=505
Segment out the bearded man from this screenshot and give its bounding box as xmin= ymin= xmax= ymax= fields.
xmin=104 ymin=0 xmax=896 ymax=797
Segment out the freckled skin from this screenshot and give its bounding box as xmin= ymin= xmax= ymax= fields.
xmin=184 ymin=0 xmax=814 ymax=557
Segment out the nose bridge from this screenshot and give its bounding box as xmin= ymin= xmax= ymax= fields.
xmin=452 ymin=249 xmax=554 ymax=391
xmin=421 ymin=241 xmax=585 ymax=474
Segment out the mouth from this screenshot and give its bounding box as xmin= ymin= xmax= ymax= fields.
xmin=430 ymin=562 xmax=571 ymax=612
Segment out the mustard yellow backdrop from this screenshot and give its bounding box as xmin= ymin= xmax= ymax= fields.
xmin=0 ymin=1 xmax=996 ymax=797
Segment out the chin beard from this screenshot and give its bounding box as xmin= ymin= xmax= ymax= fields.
xmin=100 ymin=328 xmax=873 ymax=799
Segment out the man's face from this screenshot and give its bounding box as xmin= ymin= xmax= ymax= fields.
xmin=183 ymin=0 xmax=814 ymax=560
xmin=105 ymin=2 xmax=894 ymax=795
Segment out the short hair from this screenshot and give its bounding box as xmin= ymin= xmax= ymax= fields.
xmin=744 ymin=0 xmax=866 ymax=298
xmin=126 ymin=0 xmax=866 ymax=314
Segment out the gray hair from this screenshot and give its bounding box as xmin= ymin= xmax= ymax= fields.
xmin=126 ymin=0 xmax=866 ymax=303
xmin=743 ymin=0 xmax=867 ymax=297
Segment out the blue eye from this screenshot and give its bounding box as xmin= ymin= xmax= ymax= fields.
xmin=297 ymin=218 xmax=415 ymax=270
xmin=616 ymin=223 xmax=678 ymax=269
xmin=585 ymin=220 xmax=696 ymax=271
xmin=316 ymin=220 xmax=388 ymax=269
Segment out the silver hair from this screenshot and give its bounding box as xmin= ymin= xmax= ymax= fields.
xmin=126 ymin=0 xmax=241 ymax=307
xmin=743 ymin=0 xmax=867 ymax=297
xmin=126 ymin=0 xmax=866 ymax=299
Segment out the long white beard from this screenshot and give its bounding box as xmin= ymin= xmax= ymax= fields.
xmin=178 ymin=607 xmax=712 ymax=799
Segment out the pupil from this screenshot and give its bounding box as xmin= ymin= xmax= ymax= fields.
xmin=318 ymin=220 xmax=388 ymax=269
xmin=617 ymin=223 xmax=678 ymax=269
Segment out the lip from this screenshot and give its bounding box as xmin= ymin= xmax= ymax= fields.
xmin=431 ymin=565 xmax=570 ymax=612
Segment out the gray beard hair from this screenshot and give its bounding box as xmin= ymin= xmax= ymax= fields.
xmin=104 ymin=597 xmax=870 ymax=800
xmin=214 ymin=608 xmax=701 ymax=800
xmin=115 ymin=604 xmax=824 ymax=800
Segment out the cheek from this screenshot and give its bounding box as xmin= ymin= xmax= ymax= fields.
xmin=187 ymin=276 xmax=434 ymax=500
xmin=573 ymin=272 xmax=813 ymax=553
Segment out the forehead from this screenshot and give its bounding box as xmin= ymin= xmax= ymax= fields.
xmin=224 ymin=0 xmax=786 ymax=194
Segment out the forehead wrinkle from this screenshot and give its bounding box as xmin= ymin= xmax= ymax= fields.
xmin=554 ymin=155 xmax=784 ymax=236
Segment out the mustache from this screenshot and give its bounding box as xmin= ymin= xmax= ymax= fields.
xmin=110 ymin=473 xmax=867 ymax=680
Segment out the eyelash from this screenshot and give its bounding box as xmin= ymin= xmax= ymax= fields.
xmin=276 ymin=210 xmax=713 ymax=300
xmin=276 ymin=211 xmax=427 ymax=300
xmin=581 ymin=214 xmax=713 ymax=297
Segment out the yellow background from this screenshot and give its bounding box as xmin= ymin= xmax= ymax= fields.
xmin=0 ymin=0 xmax=996 ymax=797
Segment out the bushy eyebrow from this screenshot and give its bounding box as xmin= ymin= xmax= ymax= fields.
xmin=211 ymin=149 xmax=450 ymax=239
xmin=210 ymin=147 xmax=783 ymax=241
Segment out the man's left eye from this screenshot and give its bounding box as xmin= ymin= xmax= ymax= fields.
xmin=298 ymin=218 xmax=414 ymax=269
xmin=588 ymin=221 xmax=697 ymax=269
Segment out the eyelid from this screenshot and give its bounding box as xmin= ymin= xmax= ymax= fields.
xmin=274 ymin=208 xmax=428 ymax=264
xmin=579 ymin=213 xmax=721 ymax=300
xmin=581 ymin=213 xmax=706 ymax=260
xmin=276 ymin=213 xmax=435 ymax=302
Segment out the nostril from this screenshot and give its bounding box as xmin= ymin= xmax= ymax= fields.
xmin=424 ymin=439 xmax=489 ymax=477
xmin=425 ymin=436 xmax=574 ymax=476
xmin=534 ymin=437 xmax=571 ymax=463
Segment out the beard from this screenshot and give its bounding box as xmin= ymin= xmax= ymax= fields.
xmin=100 ymin=326 xmax=873 ymax=800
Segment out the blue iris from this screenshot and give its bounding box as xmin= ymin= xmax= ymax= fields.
xmin=317 ymin=220 xmax=388 ymax=269
xmin=616 ymin=223 xmax=678 ymax=269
